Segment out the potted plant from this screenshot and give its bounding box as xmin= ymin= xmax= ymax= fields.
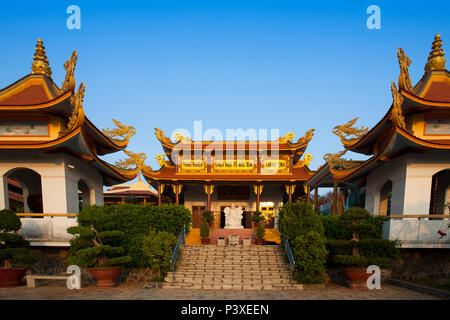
xmin=331 ymin=207 xmax=395 ymax=289
xmin=0 ymin=209 xmax=39 ymax=287
xmin=251 ymin=210 xmax=265 ymax=229
xmin=199 ymin=218 xmax=210 ymax=245
xmin=255 ymin=223 xmax=265 ymax=245
xmin=67 ymin=225 xmax=131 ymax=288
xmin=202 ymin=211 xmax=214 ymax=228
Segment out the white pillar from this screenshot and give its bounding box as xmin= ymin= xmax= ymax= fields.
xmin=41 ymin=176 xmax=70 ymax=213
xmin=0 ymin=175 xmax=9 ymax=210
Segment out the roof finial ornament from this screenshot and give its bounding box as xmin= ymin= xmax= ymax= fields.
xmin=425 ymin=33 xmax=446 ymax=72
xmin=397 ymin=48 xmax=414 ymax=92
xmin=31 ymin=38 xmax=52 ymax=78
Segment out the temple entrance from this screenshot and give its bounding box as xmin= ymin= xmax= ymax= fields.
xmin=192 ymin=205 xmax=206 ymax=228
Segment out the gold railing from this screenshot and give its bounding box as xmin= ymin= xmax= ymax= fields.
xmin=382 ymin=214 xmax=450 ymax=219
xmin=16 ymin=213 xmax=77 ymax=217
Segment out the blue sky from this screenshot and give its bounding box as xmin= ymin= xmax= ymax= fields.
xmin=0 ymin=0 xmax=449 ymax=174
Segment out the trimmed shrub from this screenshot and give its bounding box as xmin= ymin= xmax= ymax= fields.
xmin=70 ymin=204 xmax=191 ymax=268
xmin=67 ymin=225 xmax=131 ymax=268
xmin=292 ymin=231 xmax=328 ymax=284
xmin=255 ymin=223 xmax=265 ymax=240
xmin=202 ymin=211 xmax=214 ymax=223
xmin=77 ymin=204 xmax=191 ymax=237
xmin=0 ymin=209 xmax=39 ymax=268
xmin=251 ymin=211 xmax=265 ymax=224
xmin=199 ymin=218 xmax=210 ymax=239
xmin=278 ymin=202 xmax=327 ymax=284
xmin=142 ymin=230 xmax=177 ymax=278
xmin=278 ymin=202 xmax=324 ymax=242
xmin=327 ymin=207 xmax=399 ymax=269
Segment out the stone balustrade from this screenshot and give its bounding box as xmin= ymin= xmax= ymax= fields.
xmin=17 ymin=214 xmax=78 ymax=247
xmin=382 ymin=215 xmax=450 ymax=248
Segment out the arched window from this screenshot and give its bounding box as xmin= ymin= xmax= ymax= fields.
xmin=429 ymin=169 xmax=450 ymax=215
xmin=379 ymin=180 xmax=392 ymax=216
xmin=5 ymin=168 xmax=43 ymax=214
xmin=78 ymin=179 xmax=92 ymax=210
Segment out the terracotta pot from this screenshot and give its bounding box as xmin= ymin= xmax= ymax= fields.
xmin=0 ymin=268 xmax=27 ymax=287
xmin=88 ymin=267 xmax=121 ymax=288
xmin=201 ymin=238 xmax=210 ymax=245
xmin=342 ymin=267 xmax=371 ymax=290
xmin=255 ymin=238 xmax=263 ymax=245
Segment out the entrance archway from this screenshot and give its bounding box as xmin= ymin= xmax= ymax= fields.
xmin=4 ymin=168 xmax=43 ymax=213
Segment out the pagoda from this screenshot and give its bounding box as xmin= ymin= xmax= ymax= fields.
xmin=0 ymin=39 xmax=138 ymax=216
xmin=306 ymin=34 xmax=450 ymax=248
xmin=137 ymin=127 xmax=315 ymax=228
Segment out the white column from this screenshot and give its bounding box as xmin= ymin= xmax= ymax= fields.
xmin=41 ymin=176 xmax=70 ymax=213
xmin=0 ymin=175 xmax=9 ymax=210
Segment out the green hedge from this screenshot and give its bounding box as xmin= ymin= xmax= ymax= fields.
xmin=278 ymin=202 xmax=328 ymax=284
xmin=73 ymin=204 xmax=191 ymax=268
xmin=77 ymin=204 xmax=191 ymax=236
xmin=319 ymin=214 xmax=383 ymax=240
xmin=325 ymin=207 xmax=399 ymax=269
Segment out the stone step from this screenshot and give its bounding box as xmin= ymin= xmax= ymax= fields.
xmin=162 ymin=283 xmax=299 ymax=291
xmin=167 ymin=271 xmax=291 ymax=277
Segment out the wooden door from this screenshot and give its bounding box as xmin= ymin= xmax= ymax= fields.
xmin=192 ymin=206 xmax=206 ymax=228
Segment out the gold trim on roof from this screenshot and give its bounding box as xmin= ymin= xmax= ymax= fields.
xmin=277 ymin=132 xmax=295 ymax=144
xmin=31 ymin=39 xmax=52 ymax=78
xmin=291 ymin=129 xmax=315 ymax=146
xmin=102 ymin=119 xmax=136 ymax=145
xmin=425 ymin=33 xmax=446 ymax=72
xmin=59 ymin=50 xmax=77 ymax=94
xmin=397 ymin=48 xmax=414 ymax=93
xmin=293 ymin=153 xmax=313 ymax=168
xmin=323 ymin=150 xmax=361 ymax=171
xmin=332 ymin=118 xmax=369 ymax=146
xmin=67 ymin=82 xmax=85 ymax=130
xmin=390 ymin=82 xmax=406 ymax=129
xmin=115 ymin=149 xmax=152 ymax=175
xmin=155 ymin=153 xmax=174 ymax=168
xmin=155 ymin=127 xmax=180 ymax=147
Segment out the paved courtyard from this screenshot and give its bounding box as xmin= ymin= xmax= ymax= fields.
xmin=0 ymin=283 xmax=440 ymax=300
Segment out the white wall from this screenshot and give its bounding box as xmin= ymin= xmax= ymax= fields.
xmin=365 ymin=150 xmax=450 ymax=216
xmin=0 ymin=150 xmax=104 ymax=213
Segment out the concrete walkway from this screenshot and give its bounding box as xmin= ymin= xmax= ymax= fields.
xmin=0 ymin=283 xmax=441 ymax=300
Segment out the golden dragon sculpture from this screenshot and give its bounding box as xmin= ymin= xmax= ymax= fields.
xmin=323 ymin=150 xmax=361 ymax=170
xmin=102 ymin=119 xmax=136 ymax=144
xmin=59 ymin=50 xmax=78 ymax=94
xmin=115 ymin=150 xmax=152 ymax=175
xmin=391 ymin=82 xmax=406 ymax=129
xmin=67 ymin=82 xmax=85 ymax=130
xmin=397 ymin=48 xmax=414 ymax=93
xmin=332 ymin=118 xmax=369 ymax=146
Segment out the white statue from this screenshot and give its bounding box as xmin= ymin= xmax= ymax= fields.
xmin=223 ymin=204 xmax=244 ymax=229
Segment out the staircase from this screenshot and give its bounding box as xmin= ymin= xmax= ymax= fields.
xmin=163 ymin=245 xmax=302 ymax=290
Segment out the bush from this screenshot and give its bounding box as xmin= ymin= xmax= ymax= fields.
xmin=278 ymin=202 xmax=327 ymax=284
xmin=77 ymin=204 xmax=191 ymax=237
xmin=142 ymin=230 xmax=177 ymax=278
xmin=327 ymin=207 xmax=399 ymax=269
xmin=71 ymin=204 xmax=191 ymax=268
xmin=251 ymin=211 xmax=265 ymax=224
xmin=67 ymin=225 xmax=131 ymax=268
xmin=278 ymin=202 xmax=324 ymax=242
xmin=0 ymin=209 xmax=39 ymax=268
xmin=292 ymin=231 xmax=328 ymax=284
xmin=199 ymin=218 xmax=210 ymax=239
xmin=255 ymin=223 xmax=265 ymax=240
xmin=202 ymin=211 xmax=214 ymax=223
